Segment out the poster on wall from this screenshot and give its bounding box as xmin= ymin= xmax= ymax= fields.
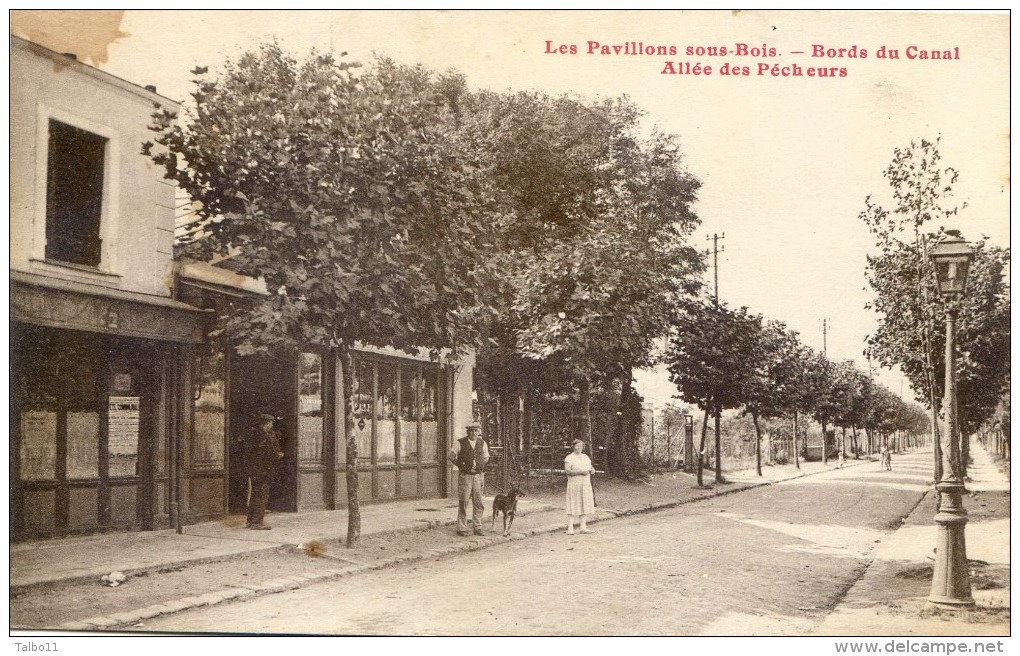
xmin=19 ymin=410 xmax=57 ymax=481
xmin=107 ymin=395 xmax=140 ymax=477
xmin=66 ymin=411 xmax=100 ymax=479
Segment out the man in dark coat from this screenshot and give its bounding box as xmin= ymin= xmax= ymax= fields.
xmin=447 ymin=422 xmax=489 ymax=536
xmin=247 ymin=412 xmax=284 ymax=530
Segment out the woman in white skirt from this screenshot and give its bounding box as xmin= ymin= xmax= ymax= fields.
xmin=564 ymin=438 xmax=596 ymax=534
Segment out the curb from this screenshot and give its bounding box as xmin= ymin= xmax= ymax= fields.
xmin=57 ymin=459 xmax=875 ymax=632
xmin=11 ymin=504 xmax=553 ymax=596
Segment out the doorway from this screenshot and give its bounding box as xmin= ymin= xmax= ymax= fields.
xmin=227 ymin=352 xmax=297 ymax=513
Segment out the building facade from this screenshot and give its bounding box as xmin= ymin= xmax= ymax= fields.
xmin=10 ymin=35 xmax=475 ymax=541
xmin=173 ymin=261 xmax=476 ymax=519
xmin=10 ymin=36 xmax=204 ymax=540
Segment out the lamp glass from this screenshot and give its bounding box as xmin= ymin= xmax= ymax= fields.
xmin=933 ymin=256 xmax=971 ymax=296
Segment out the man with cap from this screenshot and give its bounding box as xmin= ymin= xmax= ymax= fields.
xmin=246 ymin=412 xmax=284 ymax=530
xmin=448 ymin=422 xmax=490 ymax=536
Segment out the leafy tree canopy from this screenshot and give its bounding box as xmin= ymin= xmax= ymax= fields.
xmin=146 ymin=43 xmax=495 ymax=357
xmin=860 ymin=136 xmax=1010 ymax=434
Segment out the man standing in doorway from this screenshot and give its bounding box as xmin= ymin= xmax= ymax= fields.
xmin=448 ymin=422 xmax=489 ymax=536
xmin=247 ymin=412 xmax=284 ymax=530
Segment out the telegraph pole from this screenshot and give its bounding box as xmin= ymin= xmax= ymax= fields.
xmin=706 ymin=233 xmax=725 ymax=483
xmin=821 ymin=318 xmax=830 ymax=465
xmin=706 ymin=233 xmax=725 ymax=305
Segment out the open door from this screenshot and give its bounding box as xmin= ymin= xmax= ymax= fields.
xmin=228 ymin=352 xmax=297 ymax=513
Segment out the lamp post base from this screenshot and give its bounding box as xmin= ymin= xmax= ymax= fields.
xmin=928 ymin=479 xmax=975 ymax=608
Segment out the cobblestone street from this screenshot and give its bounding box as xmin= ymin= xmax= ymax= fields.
xmin=136 ymin=457 xmax=936 ymax=636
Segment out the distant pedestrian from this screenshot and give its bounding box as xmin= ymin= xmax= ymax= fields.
xmin=881 ymin=443 xmax=893 ymax=471
xmin=247 ymin=412 xmax=284 ymax=530
xmin=448 ymin=422 xmax=489 ymax=536
xmin=564 ymin=439 xmax=596 ymax=535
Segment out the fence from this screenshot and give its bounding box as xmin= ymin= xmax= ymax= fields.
xmin=476 ymin=396 xmax=612 ymax=492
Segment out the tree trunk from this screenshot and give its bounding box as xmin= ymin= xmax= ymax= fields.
xmin=649 ymin=411 xmax=655 ymax=468
xmin=524 ymin=391 xmax=533 ymax=474
xmin=751 ymin=409 xmax=763 ymax=477
xmin=794 ymin=411 xmax=800 ymax=470
xmin=339 ymin=340 xmax=361 ymax=548
xmin=608 ymin=385 xmax=625 ymax=477
xmin=580 ymin=377 xmax=593 ymax=455
xmin=961 ymin=430 xmax=970 ymax=480
xmin=822 ymin=421 xmax=828 ymax=465
xmin=622 ymin=372 xmax=641 ymax=474
xmin=714 ymin=405 xmax=723 ymax=483
xmin=697 ymin=408 xmax=709 ymax=487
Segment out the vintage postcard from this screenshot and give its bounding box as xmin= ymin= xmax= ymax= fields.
xmin=8 ymin=9 xmax=1011 ymax=648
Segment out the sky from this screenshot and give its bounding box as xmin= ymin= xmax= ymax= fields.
xmin=10 ymin=9 xmax=1010 ymax=409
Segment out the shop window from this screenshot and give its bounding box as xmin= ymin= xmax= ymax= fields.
xmin=45 ymin=119 xmax=106 ymax=267
xmin=298 ymin=352 xmax=324 ymax=465
xmin=400 ymin=367 xmax=421 ymax=463
xmin=376 ymin=363 xmax=397 ymax=464
xmin=15 ymin=329 xmax=102 ymax=481
xmin=420 ymin=368 xmax=439 ymax=462
xmin=193 ymin=346 xmax=226 ymax=470
xmin=354 ymin=359 xmax=373 ymax=464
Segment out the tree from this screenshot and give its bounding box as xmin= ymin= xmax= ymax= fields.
xmin=658 ymin=402 xmax=690 ymax=467
xmin=861 ymin=136 xmax=1010 ymax=480
xmin=666 ymin=299 xmax=759 ymax=484
xmin=461 ymin=91 xmax=702 ymax=476
xmin=146 ymin=45 xmax=494 ymax=546
xmin=784 ymin=343 xmax=829 ymax=469
xmin=864 ymin=235 xmax=1010 ymax=447
xmin=742 ymin=319 xmax=807 ymax=476
xmin=861 ymin=136 xmax=960 ymax=480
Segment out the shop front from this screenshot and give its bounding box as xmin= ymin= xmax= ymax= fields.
xmin=176 ymin=263 xmax=471 ymax=521
xmin=186 ymin=338 xmax=455 ymax=516
xmin=10 ymin=275 xmax=204 ymax=540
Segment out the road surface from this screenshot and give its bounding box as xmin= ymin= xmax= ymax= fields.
xmin=139 ymin=458 xmax=929 ymax=636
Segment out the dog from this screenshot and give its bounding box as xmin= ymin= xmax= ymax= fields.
xmin=491 ymin=486 xmax=525 ymax=536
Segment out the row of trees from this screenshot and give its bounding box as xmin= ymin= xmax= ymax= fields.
xmin=858 ymin=136 xmax=1010 ymax=479
xmin=145 ymin=45 xmax=1007 ymax=545
xmin=146 ymin=45 xmax=703 ymax=545
xmin=665 ymin=298 xmax=929 ymax=485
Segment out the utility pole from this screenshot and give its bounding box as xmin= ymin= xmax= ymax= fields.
xmin=821 ymin=318 xmax=830 ymax=465
xmin=706 ymin=232 xmax=725 ymax=483
xmin=706 ymin=233 xmax=725 ymax=305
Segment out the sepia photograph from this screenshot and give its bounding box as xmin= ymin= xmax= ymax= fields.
xmin=8 ymin=8 xmax=1011 ymax=648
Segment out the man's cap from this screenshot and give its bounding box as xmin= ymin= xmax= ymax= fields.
xmin=259 ymin=412 xmax=278 ymax=422
xmin=466 ymin=422 xmax=481 ymax=430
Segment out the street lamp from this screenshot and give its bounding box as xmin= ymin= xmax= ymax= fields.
xmin=927 ymin=229 xmax=976 ymax=608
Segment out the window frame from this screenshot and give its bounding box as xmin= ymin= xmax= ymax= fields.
xmin=297 ymin=350 xmax=327 ymax=467
xmin=33 ymin=105 xmax=120 ymax=275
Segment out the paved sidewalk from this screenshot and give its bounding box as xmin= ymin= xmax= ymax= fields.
xmin=815 ymin=445 xmax=1010 ymax=636
xmin=20 ymin=448 xmax=998 ymax=636
xmin=11 ymin=455 xmax=859 ymax=591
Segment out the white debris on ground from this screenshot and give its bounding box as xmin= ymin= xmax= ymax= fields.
xmin=101 ymin=571 xmax=127 ymax=587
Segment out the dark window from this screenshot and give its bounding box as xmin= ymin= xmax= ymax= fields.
xmin=45 ymin=119 xmax=106 ymax=266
